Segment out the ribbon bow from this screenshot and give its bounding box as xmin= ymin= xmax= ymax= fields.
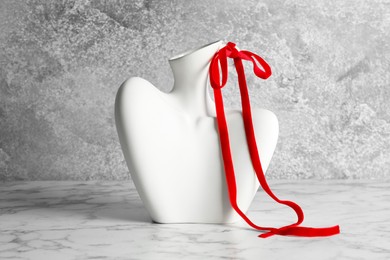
xmin=209 ymin=42 xmax=340 ymax=238
xmin=210 ymin=42 xmax=271 ymax=90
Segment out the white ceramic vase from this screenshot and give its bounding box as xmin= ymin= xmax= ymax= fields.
xmin=115 ymin=40 xmax=279 ymax=223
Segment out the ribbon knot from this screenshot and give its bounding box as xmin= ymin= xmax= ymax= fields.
xmin=209 ymin=42 xmax=340 ymax=238
xmin=226 ymin=42 xmax=236 ymax=49
xmin=226 ymin=42 xmax=240 ymax=58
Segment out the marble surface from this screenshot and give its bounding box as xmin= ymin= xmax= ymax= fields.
xmin=0 ymin=180 xmax=389 ymax=259
xmin=1 ymin=0 xmax=390 ymax=181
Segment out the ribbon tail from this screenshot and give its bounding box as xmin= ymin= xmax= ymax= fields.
xmin=259 ymin=225 xmax=341 ymax=238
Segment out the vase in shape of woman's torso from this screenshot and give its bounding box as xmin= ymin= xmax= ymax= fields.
xmin=115 ymin=40 xmax=279 ymax=223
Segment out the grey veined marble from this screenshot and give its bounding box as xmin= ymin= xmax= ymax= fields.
xmin=1 ymin=0 xmax=390 ymax=180
xmin=1 ymin=180 xmax=390 ymax=259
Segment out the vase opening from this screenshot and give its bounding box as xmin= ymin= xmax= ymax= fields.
xmin=169 ymin=40 xmax=222 ymax=61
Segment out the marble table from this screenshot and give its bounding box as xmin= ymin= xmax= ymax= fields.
xmin=0 ymin=180 xmax=389 ymax=260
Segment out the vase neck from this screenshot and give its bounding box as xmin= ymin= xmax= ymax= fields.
xmin=168 ymin=40 xmax=223 ymax=117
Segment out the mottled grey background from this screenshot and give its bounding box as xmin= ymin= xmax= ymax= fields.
xmin=1 ymin=0 xmax=389 ymax=181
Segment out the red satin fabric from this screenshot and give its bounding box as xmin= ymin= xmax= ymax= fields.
xmin=209 ymin=42 xmax=340 ymax=238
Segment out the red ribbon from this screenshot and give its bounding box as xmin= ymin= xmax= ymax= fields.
xmin=209 ymin=42 xmax=340 ymax=238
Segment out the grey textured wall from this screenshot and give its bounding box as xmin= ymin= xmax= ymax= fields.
xmin=1 ymin=0 xmax=389 ymax=181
